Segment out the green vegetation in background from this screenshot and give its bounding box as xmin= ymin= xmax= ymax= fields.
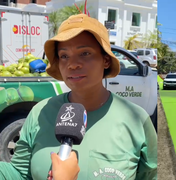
xmin=158 ymin=75 xmax=176 ymax=151
xmin=49 ymin=1 xmax=91 ymax=37
xmin=157 ymin=75 xmax=163 ymax=90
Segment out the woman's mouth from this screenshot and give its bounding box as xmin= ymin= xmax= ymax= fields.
xmin=70 ymin=76 xmax=84 ymax=79
xmin=68 ymin=76 xmax=86 ymax=81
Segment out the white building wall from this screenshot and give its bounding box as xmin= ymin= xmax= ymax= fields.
xmin=45 ymin=0 xmax=157 ymax=47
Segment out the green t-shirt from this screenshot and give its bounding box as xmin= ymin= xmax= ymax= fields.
xmin=0 ymin=92 xmax=157 ymax=180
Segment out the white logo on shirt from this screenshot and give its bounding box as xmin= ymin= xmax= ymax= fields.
xmin=93 ymin=168 xmax=126 ymax=180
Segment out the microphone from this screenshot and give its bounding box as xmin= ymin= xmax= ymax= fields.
xmin=55 ymin=103 xmax=87 ymax=161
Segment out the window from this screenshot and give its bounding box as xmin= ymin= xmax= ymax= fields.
xmin=0 ymin=0 xmax=8 ymax=6
xmin=110 ymin=42 xmax=115 ymax=45
xmin=108 ymin=9 xmax=116 ymax=23
xmin=132 ymin=13 xmax=141 ymax=27
xmin=137 ymin=50 xmax=144 ymax=56
xmin=155 ymin=15 xmax=157 ymax=28
xmin=112 ymin=50 xmax=139 ymax=76
xmin=107 ymin=9 xmax=117 ymax=29
xmin=10 ymin=0 xmax=17 ymax=4
xmin=166 ymin=75 xmax=176 ymax=79
xmin=145 ymin=50 xmax=150 ymax=55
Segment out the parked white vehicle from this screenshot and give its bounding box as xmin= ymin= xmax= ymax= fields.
xmin=135 ymin=48 xmax=157 ymax=67
xmin=127 ymin=50 xmax=139 ymax=59
xmin=0 ymin=6 xmax=49 ymax=66
xmin=163 ymin=73 xmax=176 ymax=90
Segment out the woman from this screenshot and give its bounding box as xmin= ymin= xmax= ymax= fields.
xmin=0 ymin=14 xmax=157 ymax=180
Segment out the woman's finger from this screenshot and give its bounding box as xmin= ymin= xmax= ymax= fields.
xmin=69 ymin=151 xmax=78 ymax=162
xmin=51 ymin=152 xmax=60 ymax=171
xmin=48 ymin=170 xmax=52 ymax=180
xmin=73 ymin=173 xmax=79 ymax=180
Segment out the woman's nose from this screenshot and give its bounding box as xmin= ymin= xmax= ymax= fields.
xmin=68 ymin=57 xmax=82 ymax=70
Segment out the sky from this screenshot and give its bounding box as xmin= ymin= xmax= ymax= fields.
xmin=158 ymin=0 xmax=176 ymax=51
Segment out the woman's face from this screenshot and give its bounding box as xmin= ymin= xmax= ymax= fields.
xmin=57 ymin=31 xmax=111 ymax=92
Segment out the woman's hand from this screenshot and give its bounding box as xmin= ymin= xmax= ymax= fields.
xmin=48 ymin=151 xmax=80 ymax=180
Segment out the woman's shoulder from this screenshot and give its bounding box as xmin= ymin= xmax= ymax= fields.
xmin=111 ymin=93 xmax=149 ymax=123
xmin=23 ymin=93 xmax=69 ymax=128
xmin=32 ymin=92 xmax=68 ymax=113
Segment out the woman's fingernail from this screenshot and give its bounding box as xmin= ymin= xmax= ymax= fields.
xmin=50 ymin=152 xmax=54 ymax=155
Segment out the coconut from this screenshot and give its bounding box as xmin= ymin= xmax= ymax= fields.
xmin=6 ymin=88 xmax=20 ymax=104
xmin=40 ymin=72 xmax=49 ymax=77
xmin=23 ymin=73 xmax=34 ymax=77
xmin=18 ymin=58 xmax=25 ymax=63
xmin=21 ymin=67 xmax=30 ymax=74
xmin=0 ymin=65 xmax=5 ymax=72
xmin=6 ymin=65 xmax=16 ymax=74
xmin=14 ymin=70 xmax=24 ymax=77
xmin=1 ymin=71 xmax=12 ymax=77
xmin=0 ymin=87 xmax=7 ymax=104
xmin=18 ymin=86 xmax=34 ymax=101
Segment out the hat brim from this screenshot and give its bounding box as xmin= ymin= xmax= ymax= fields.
xmin=44 ymin=28 xmax=120 ymax=81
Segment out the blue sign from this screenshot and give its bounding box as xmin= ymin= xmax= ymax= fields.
xmin=109 ymin=31 xmax=117 ymax=36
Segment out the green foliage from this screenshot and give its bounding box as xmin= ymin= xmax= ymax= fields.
xmin=142 ymin=30 xmax=157 ymax=48
xmin=157 ymin=23 xmax=176 ymax=74
xmin=59 ymin=4 xmax=85 ymax=20
xmin=48 ymin=11 xmax=61 ymax=37
xmin=48 ymin=4 xmax=87 ymax=37
xmin=157 ymin=47 xmax=176 ymax=74
xmin=123 ymin=22 xmax=176 ymax=74
xmin=123 ymin=34 xmax=142 ymax=50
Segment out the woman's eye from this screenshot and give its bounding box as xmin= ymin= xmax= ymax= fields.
xmin=60 ymin=54 xmax=68 ymax=59
xmin=81 ymin=52 xmax=90 ymax=56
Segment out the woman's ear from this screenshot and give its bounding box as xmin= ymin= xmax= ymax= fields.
xmin=104 ymin=55 xmax=111 ymax=69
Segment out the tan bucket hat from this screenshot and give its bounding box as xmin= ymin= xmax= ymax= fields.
xmin=44 ymin=14 xmax=120 ymax=81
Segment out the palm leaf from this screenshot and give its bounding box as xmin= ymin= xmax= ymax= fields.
xmin=124 ymin=34 xmax=142 ymax=50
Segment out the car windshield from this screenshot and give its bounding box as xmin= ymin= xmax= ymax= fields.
xmin=166 ymin=75 xmax=176 ymax=79
xmin=130 ymin=52 xmax=137 ymax=57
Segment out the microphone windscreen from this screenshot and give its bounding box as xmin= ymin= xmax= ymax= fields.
xmin=55 ymin=103 xmax=87 ymax=145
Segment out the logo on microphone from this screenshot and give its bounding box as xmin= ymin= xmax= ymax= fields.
xmin=60 ymin=105 xmax=75 ymax=122
xmin=56 ymin=105 xmax=77 ymax=127
xmin=80 ymin=110 xmax=87 ymax=137
xmin=83 ymin=110 xmax=87 ymax=128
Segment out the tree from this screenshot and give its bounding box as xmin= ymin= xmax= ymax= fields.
xmin=157 ymin=44 xmax=176 ymax=74
xmin=157 ymin=22 xmax=165 ymax=61
xmin=56 ymin=4 xmax=85 ymax=23
xmin=124 ymin=34 xmax=142 ymax=50
xmin=48 ymin=11 xmax=61 ymax=37
xmin=48 ymin=0 xmax=91 ymax=37
xmin=154 ymin=22 xmax=176 ymax=74
xmin=157 ymin=43 xmax=171 ymax=61
xmin=142 ymin=30 xmax=157 ymax=48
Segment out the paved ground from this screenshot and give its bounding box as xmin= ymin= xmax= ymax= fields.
xmin=158 ymin=96 xmax=176 ymax=180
